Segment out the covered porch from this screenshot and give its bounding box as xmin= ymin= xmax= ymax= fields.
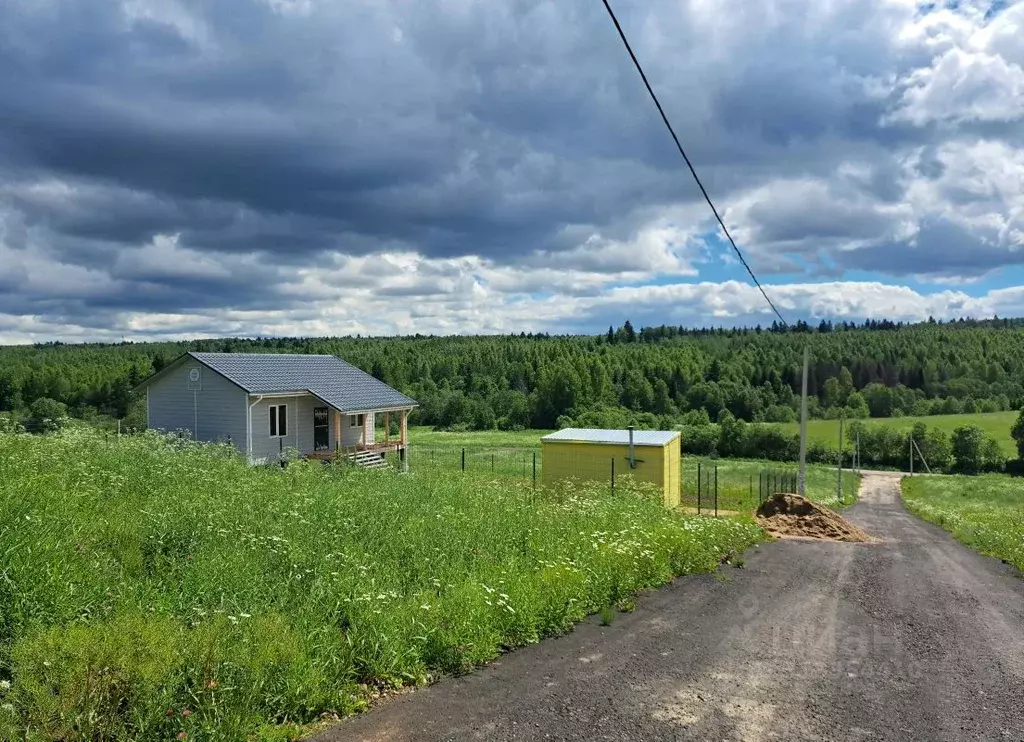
xmin=304 ymin=406 xmax=412 ymax=469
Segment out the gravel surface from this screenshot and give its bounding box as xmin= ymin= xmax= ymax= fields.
xmin=312 ymin=472 xmax=1024 ymax=741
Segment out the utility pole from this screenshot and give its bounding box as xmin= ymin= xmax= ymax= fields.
xmin=798 ymin=345 xmax=809 ymax=497
xmin=836 ymin=415 xmax=844 ymax=504
xmin=856 ymin=431 xmax=860 ymax=473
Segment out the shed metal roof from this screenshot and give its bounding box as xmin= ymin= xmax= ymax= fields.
xmin=143 ymin=352 xmax=417 ymax=412
xmin=541 ymin=428 xmax=680 ymax=447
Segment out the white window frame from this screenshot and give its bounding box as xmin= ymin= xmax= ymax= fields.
xmin=350 ymin=413 xmax=364 ymax=428
xmin=269 ymin=404 xmax=288 ymax=438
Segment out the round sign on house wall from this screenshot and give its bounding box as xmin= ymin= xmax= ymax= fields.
xmin=189 ymin=368 xmax=200 ymax=382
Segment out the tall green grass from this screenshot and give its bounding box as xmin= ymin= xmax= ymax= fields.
xmin=0 ymin=427 xmax=761 ymax=741
xmin=902 ymin=475 xmax=1024 ymax=572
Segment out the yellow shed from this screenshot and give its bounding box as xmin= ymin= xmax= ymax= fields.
xmin=540 ymin=427 xmax=681 ymax=507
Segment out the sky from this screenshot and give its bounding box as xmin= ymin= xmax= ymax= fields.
xmin=1 ymin=0 xmax=1023 ymax=343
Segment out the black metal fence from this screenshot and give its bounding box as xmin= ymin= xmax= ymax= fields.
xmin=413 ymin=445 xmax=541 ymax=486
xmin=408 ymin=446 xmax=799 ymax=517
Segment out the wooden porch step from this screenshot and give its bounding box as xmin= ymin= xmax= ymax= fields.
xmin=346 ymin=450 xmax=390 ymax=470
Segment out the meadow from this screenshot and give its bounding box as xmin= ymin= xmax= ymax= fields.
xmin=679 ymin=457 xmax=860 ymax=513
xmin=901 ymin=475 xmax=1024 ymax=572
xmin=408 ymin=427 xmax=860 ymax=514
xmin=779 ymin=411 xmax=1019 ymax=458
xmin=0 ymin=427 xmax=762 ymax=742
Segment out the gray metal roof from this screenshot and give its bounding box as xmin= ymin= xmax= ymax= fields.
xmin=541 ymin=428 xmax=680 ymax=447
xmin=189 ymin=352 xmax=417 ymax=412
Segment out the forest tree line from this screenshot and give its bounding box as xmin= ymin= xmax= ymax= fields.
xmin=2 ymin=318 xmax=1024 ymax=435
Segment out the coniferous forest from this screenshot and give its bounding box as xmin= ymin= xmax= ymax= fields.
xmin=2 ymin=318 xmax=1024 ymax=437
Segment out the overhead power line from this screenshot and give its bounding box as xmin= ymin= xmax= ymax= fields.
xmin=599 ymin=0 xmax=788 ymax=327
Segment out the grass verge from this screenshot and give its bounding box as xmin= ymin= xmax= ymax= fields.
xmin=902 ymin=474 xmax=1024 ymax=572
xmin=0 ymin=427 xmax=761 ymax=741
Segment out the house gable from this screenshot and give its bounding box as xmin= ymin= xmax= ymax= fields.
xmin=144 ymin=355 xmax=248 ymax=448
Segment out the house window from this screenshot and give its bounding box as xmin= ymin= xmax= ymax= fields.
xmin=350 ymin=413 xmax=364 ymax=428
xmin=269 ymin=404 xmax=287 ymax=438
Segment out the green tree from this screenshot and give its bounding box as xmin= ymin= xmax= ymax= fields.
xmin=621 ymin=369 xmax=654 ymax=411
xmin=717 ymin=412 xmax=747 ymax=457
xmin=822 ymin=377 xmax=842 ymax=409
xmin=862 ymin=383 xmax=894 ymax=418
xmin=844 ymin=392 xmax=870 ymax=419
xmin=1011 ymin=409 xmax=1024 ymax=461
xmin=837 ymin=367 xmax=854 ymax=400
xmin=981 ymin=437 xmax=1006 ymax=472
xmin=922 ymin=427 xmax=953 ymax=471
xmin=29 ymin=397 xmax=68 ymax=421
xmin=951 ymin=425 xmax=985 ymax=474
xmin=651 ymin=379 xmax=673 ymax=415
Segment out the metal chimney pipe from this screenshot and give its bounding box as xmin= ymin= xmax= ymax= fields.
xmin=627 ymin=425 xmax=636 ymax=468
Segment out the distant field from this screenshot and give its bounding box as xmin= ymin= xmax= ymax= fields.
xmin=902 ymin=474 xmax=1024 ymax=571
xmin=778 ymin=411 xmax=1019 ymax=456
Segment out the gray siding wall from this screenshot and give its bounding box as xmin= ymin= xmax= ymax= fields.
xmin=248 ymin=394 xmax=357 ymax=461
xmin=147 ymin=361 xmax=248 ymax=451
xmin=249 ymin=395 xmax=304 ymax=462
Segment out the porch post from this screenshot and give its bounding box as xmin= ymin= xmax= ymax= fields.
xmin=384 ymin=412 xmax=390 ymax=444
xmin=362 ymin=413 xmax=372 ymax=446
xmin=333 ymin=409 xmax=342 ymax=455
xmin=400 ymin=409 xmax=408 ymax=446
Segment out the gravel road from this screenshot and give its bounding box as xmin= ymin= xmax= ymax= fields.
xmin=313 ymin=472 xmax=1024 ymax=741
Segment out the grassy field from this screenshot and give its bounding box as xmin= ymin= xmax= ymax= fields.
xmin=778 ymin=411 xmax=1019 ymax=456
xmin=410 ymin=426 xmax=554 ymax=448
xmin=408 ymin=427 xmax=860 ymax=514
xmin=902 ymin=475 xmax=1024 ymax=572
xmin=680 ymin=458 xmax=860 ymax=514
xmin=0 ymin=427 xmax=762 ymax=742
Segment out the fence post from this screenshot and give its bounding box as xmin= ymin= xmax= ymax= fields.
xmin=461 ymin=448 xmax=466 ymax=472
xmin=749 ymin=474 xmax=752 ymax=504
xmin=533 ymin=452 xmax=537 ymax=489
xmin=714 ymin=465 xmax=718 ymax=517
xmin=697 ymin=462 xmax=702 ymax=515
xmin=611 ymin=457 xmax=615 ymax=494
xmin=491 ymin=453 xmax=495 ymax=473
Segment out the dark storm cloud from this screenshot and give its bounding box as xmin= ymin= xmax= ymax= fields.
xmin=0 ymin=1 xmax=908 ymax=260
xmin=0 ymin=0 xmax=1021 ymax=333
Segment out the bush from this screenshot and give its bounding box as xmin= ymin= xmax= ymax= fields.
xmin=950 ymin=425 xmax=1004 ymax=473
xmin=680 ymin=424 xmax=719 ymax=456
xmin=28 ymin=397 xmax=68 ymax=422
xmin=762 ymin=405 xmax=796 ymax=423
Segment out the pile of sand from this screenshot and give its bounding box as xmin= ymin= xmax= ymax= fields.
xmin=755 ymin=494 xmax=875 ymax=543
